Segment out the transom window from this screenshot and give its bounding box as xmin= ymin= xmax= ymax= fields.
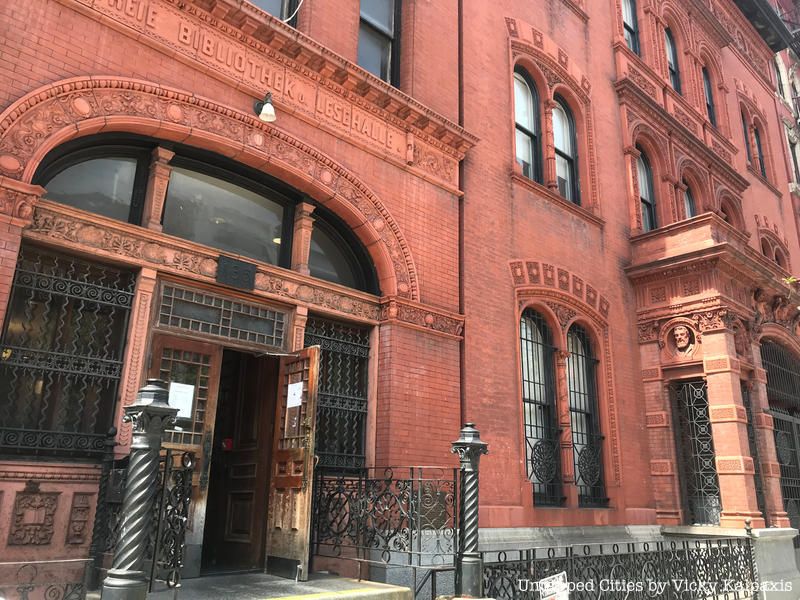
xmin=566 ymin=325 xmax=607 ymax=507
xmin=34 ymin=136 xmax=378 ymax=295
xmin=519 ymin=309 xmax=562 ymax=505
xmin=553 ymin=97 xmax=580 ymax=204
xmin=622 ymin=0 xmax=640 ymax=55
xmin=358 ymin=0 xmax=399 ymax=84
xmin=514 ymin=69 xmax=542 ymax=183
xmin=665 ymin=28 xmax=681 ymax=94
xmin=702 ymin=67 xmax=716 ymax=127
xmin=636 ymin=148 xmax=657 ymax=232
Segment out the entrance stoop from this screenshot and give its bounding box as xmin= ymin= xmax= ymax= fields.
xmin=88 ymin=572 xmax=411 ymax=600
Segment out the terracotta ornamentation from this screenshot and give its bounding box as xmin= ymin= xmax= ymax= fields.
xmin=8 ymin=481 xmax=60 ymax=546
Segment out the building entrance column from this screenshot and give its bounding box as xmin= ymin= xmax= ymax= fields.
xmin=702 ymin=328 xmax=764 ymax=528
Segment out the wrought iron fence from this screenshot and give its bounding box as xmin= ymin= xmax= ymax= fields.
xmin=313 ymin=466 xmax=458 ymax=568
xmin=482 ymin=536 xmax=759 ymax=600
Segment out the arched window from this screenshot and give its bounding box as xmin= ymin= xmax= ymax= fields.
xmin=702 ymin=67 xmax=716 ymax=127
xmin=683 ymin=182 xmax=696 ymax=218
xmin=553 ymin=97 xmax=580 ymax=204
xmin=520 ymin=309 xmax=562 ymax=505
xmin=622 ymin=0 xmax=640 ymax=55
xmin=39 ymin=146 xmax=149 ymax=223
xmin=754 ymin=125 xmax=767 ymax=178
xmin=741 ymin=111 xmax=753 ymax=164
xmin=665 ymin=28 xmax=681 ymax=94
xmin=514 ymin=69 xmax=542 ymax=182
xmin=34 ymin=136 xmax=380 ymax=295
xmin=566 ymin=324 xmax=607 ymax=507
xmin=636 ymin=148 xmax=657 ymax=232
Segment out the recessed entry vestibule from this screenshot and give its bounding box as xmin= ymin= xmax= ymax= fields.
xmin=148 ymin=278 xmax=322 ymax=581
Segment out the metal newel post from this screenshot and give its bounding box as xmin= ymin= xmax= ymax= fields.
xmin=451 ymin=423 xmax=489 ymax=598
xmin=89 ymin=426 xmax=118 ymax=589
xmin=101 ymin=379 xmax=177 ymax=600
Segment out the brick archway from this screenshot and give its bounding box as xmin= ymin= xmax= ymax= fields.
xmin=0 ymin=76 xmax=418 ymax=299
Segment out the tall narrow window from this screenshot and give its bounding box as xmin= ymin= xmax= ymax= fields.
xmin=249 ymin=0 xmax=299 ymax=24
xmin=665 ymin=28 xmax=681 ymax=94
xmin=791 ymin=139 xmax=800 ymax=182
xmin=702 ymin=67 xmax=716 ymax=126
xmin=520 ymin=309 xmax=562 ymax=505
xmin=776 ymin=59 xmax=786 ymax=99
xmin=742 ymin=112 xmax=753 ymax=164
xmin=514 ymin=70 xmax=542 ymax=183
xmin=636 ymin=149 xmax=657 ymax=232
xmin=358 ymin=0 xmax=399 ymax=84
xmin=683 ymin=183 xmax=696 ymax=218
xmin=552 ymin=98 xmax=580 ymax=204
xmin=754 ymin=125 xmax=767 ymax=178
xmin=622 ymin=0 xmax=640 ymax=55
xmin=566 ymin=325 xmax=607 ymax=507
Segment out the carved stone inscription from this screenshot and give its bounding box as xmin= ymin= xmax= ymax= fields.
xmin=72 ymin=0 xmax=456 ymax=185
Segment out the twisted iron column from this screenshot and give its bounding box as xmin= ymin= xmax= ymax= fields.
xmin=101 ymin=380 xmax=177 ymax=600
xmin=452 ymin=423 xmax=488 ymax=598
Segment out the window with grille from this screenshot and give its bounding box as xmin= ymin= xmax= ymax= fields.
xmin=742 ymin=383 xmax=767 ymax=521
xmin=0 ymin=246 xmax=134 ymax=459
xmin=304 ymin=316 xmax=370 ymax=471
xmin=671 ymin=380 xmax=721 ymax=525
xmin=520 ymin=309 xmax=562 ymax=505
xmin=566 ymin=325 xmax=607 ymax=507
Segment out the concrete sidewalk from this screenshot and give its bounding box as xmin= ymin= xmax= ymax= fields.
xmin=89 ymin=572 xmax=412 ymax=600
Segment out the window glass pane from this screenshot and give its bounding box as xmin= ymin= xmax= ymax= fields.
xmin=358 ymin=22 xmax=391 ymax=80
xmin=684 ymin=187 xmax=696 ymax=218
xmin=553 ymin=104 xmax=572 ymax=155
xmin=754 ymin=128 xmax=766 ymax=177
xmin=309 ymin=226 xmax=359 ymax=289
xmin=361 ymin=0 xmax=394 ymax=32
xmin=556 ymin=154 xmax=573 ymax=201
xmin=514 ymin=74 xmax=535 ymax=132
xmin=636 ymin=155 xmax=652 ymax=201
xmin=163 ymin=167 xmax=285 ymax=265
xmin=515 ymin=129 xmax=534 ymax=176
xmin=665 ymin=29 xmax=676 ymax=66
xmin=249 ymin=0 xmax=285 ymax=17
xmin=742 ymin=114 xmax=752 ymax=162
xmin=44 ymin=157 xmax=136 ymax=222
xmin=622 ymin=0 xmax=635 ymax=25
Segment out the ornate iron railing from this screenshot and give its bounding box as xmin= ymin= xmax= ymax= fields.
xmin=313 ymin=466 xmax=458 ymax=568
xmin=90 ymin=448 xmax=194 ymax=591
xmin=482 ymin=536 xmax=759 ymax=600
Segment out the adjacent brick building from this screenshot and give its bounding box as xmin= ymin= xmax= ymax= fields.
xmin=2 ymin=0 xmax=800 ymax=595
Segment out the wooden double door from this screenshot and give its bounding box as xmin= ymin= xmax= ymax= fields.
xmin=149 ymin=334 xmax=320 ymax=579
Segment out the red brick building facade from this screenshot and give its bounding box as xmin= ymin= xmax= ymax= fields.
xmin=2 ymin=0 xmax=800 ymax=594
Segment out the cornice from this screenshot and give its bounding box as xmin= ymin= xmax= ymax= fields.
xmin=687 ymin=0 xmax=736 ymax=48
xmin=55 ymin=0 xmax=478 ymax=160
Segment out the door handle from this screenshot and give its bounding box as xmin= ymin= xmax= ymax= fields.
xmin=200 ymin=433 xmax=212 ymax=491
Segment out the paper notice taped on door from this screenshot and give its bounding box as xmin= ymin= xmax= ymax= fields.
xmin=287 ymin=381 xmax=304 ymax=408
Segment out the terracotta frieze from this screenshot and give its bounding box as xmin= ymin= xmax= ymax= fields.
xmin=23 ymin=201 xmax=462 ymax=339
xmin=53 ymin=0 xmax=477 ymax=189
xmin=0 ymin=76 xmax=419 ymax=300
xmin=8 ymin=481 xmax=59 ymax=546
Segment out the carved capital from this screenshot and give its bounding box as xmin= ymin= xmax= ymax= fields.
xmin=0 ymin=178 xmax=43 ymax=222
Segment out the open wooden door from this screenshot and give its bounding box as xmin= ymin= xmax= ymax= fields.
xmin=265 ymin=346 xmax=320 ymax=581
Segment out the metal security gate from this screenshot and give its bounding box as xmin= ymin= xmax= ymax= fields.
xmin=0 ymin=246 xmax=134 ymax=459
xmin=761 ymin=340 xmax=800 ymax=545
xmin=670 ymin=380 xmax=721 ymax=525
xmin=304 ymin=316 xmax=370 ymax=471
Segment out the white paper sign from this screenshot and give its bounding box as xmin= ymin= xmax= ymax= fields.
xmin=539 ymin=571 xmax=569 ymax=600
xmin=287 ymin=382 xmax=304 ymax=408
xmin=168 ymin=382 xmax=195 ymax=420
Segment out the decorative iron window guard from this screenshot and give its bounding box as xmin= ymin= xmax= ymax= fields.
xmin=482 ymin=536 xmax=759 ymax=600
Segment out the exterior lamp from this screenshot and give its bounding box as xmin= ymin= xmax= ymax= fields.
xmin=254 ymin=92 xmax=276 ymax=122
